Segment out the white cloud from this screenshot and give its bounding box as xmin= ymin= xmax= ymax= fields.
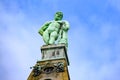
xmin=68 ymin=13 xmax=120 ymax=80
xmin=0 ymin=2 xmax=43 ymax=80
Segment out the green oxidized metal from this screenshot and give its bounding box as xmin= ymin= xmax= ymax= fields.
xmin=38 ymin=12 xmax=70 ymax=48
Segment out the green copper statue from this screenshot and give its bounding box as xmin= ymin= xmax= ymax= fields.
xmin=38 ymin=12 xmax=69 ymax=47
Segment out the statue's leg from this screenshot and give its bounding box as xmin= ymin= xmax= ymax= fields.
xmin=43 ymin=31 xmax=49 ymax=44
xmin=58 ymin=31 xmax=68 ymax=47
xmin=49 ymin=31 xmax=57 ymax=44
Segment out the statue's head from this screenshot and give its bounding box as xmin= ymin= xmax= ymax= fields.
xmin=54 ymin=11 xmax=63 ymax=21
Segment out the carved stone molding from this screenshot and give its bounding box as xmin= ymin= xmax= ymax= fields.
xmin=31 ymin=62 xmax=64 ymax=77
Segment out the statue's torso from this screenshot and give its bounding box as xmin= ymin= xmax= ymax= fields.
xmin=47 ymin=21 xmax=62 ymax=33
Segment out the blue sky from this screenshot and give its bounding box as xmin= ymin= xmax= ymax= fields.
xmin=0 ymin=0 xmax=120 ymax=80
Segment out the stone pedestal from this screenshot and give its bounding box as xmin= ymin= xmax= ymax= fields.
xmin=27 ymin=44 xmax=70 ymax=80
xmin=41 ymin=44 xmax=69 ymax=65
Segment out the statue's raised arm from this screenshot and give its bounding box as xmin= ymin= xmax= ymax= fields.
xmin=38 ymin=21 xmax=51 ymax=36
xmin=38 ymin=12 xmax=70 ymax=48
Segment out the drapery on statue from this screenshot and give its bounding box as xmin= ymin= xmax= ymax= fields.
xmin=38 ymin=12 xmax=70 ymax=47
